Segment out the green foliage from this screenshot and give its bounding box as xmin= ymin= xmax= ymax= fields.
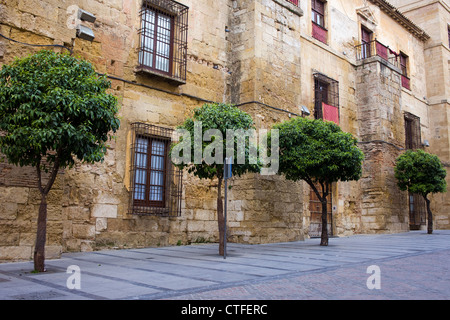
xmin=271 ymin=117 xmax=364 ymax=185
xmin=170 ymin=103 xmax=261 ymax=180
xmin=0 ymin=50 xmax=120 ymax=172
xmin=394 ymin=149 xmax=447 ymax=197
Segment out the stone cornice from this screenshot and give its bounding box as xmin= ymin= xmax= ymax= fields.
xmin=272 ymin=0 xmax=304 ymax=16
xmin=368 ymin=0 xmax=430 ymax=42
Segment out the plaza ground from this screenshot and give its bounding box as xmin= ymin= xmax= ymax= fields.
xmin=0 ymin=230 xmax=449 ymax=301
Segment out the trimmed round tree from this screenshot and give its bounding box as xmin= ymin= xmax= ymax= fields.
xmin=270 ymin=117 xmax=364 ymax=246
xmin=170 ymin=103 xmax=261 ymax=256
xmin=394 ymin=149 xmax=447 ymax=234
xmin=0 ymin=50 xmax=120 ymax=271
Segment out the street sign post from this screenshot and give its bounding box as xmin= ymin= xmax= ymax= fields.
xmin=224 ymin=157 xmax=232 ymax=259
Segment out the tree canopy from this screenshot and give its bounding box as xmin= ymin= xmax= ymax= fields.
xmin=171 ymin=102 xmax=261 ymax=179
xmin=394 ymin=149 xmax=447 ymax=197
xmin=271 ymin=117 xmax=364 ymax=186
xmin=0 ymin=50 xmax=120 ymax=173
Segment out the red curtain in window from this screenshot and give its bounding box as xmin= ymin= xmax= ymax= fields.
xmin=322 ymin=102 xmax=339 ymax=125
xmin=312 ymin=23 xmax=327 ymax=44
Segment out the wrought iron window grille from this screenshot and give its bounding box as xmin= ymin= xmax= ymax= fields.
xmin=137 ymin=0 xmax=189 ymax=84
xmin=128 ymin=122 xmax=183 ymax=217
xmin=313 ymin=71 xmax=339 ymax=121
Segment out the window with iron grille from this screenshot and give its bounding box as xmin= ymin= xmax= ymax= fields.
xmin=313 ymin=72 xmax=339 ymax=124
xmin=138 ymin=0 xmax=188 ymax=83
xmin=129 ymin=123 xmax=183 ymax=217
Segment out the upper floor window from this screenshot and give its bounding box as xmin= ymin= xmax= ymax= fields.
xmin=138 ymin=0 xmax=189 ymax=84
xmin=400 ymin=52 xmax=410 ymax=90
xmin=311 ymin=0 xmax=325 ymax=28
xmin=311 ymin=0 xmax=327 ymax=44
xmin=447 ymin=25 xmax=450 ymax=47
xmin=287 ymin=0 xmax=299 ymax=6
xmin=314 ymin=72 xmax=339 ymax=125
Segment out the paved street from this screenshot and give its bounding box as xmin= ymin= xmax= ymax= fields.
xmin=0 ymin=230 xmax=449 ymax=302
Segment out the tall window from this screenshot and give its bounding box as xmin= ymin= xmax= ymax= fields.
xmin=448 ymin=25 xmax=450 ymax=47
xmin=311 ymin=0 xmax=327 ymax=44
xmin=400 ymin=52 xmax=410 ymax=90
xmin=361 ymin=27 xmax=373 ymax=59
xmin=404 ymin=112 xmax=421 ymax=150
xmin=314 ymin=72 xmax=339 ymax=124
xmin=129 ymin=123 xmax=183 ymax=217
xmin=138 ymin=0 xmax=189 ymax=83
xmin=139 ymin=8 xmax=174 ymax=75
xmin=134 ymin=136 xmax=168 ymax=207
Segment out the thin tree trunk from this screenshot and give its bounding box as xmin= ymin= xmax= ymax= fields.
xmin=320 ymin=199 xmax=329 ymax=246
xmin=306 ymin=178 xmax=329 ymax=246
xmin=33 ymin=155 xmax=60 ymax=272
xmin=34 ymin=193 xmax=47 ymax=272
xmin=217 ymin=177 xmax=225 ymax=256
xmin=424 ymin=195 xmax=433 ymax=234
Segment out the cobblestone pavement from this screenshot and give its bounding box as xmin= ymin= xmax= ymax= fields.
xmin=0 ymin=230 xmax=449 ymax=301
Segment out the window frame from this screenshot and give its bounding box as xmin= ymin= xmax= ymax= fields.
xmin=128 ymin=123 xmax=183 ymax=217
xmin=137 ymin=0 xmax=189 ymax=84
xmin=133 ymin=135 xmax=169 ymax=208
xmin=313 ymin=72 xmax=339 ymax=121
xmin=139 ymin=8 xmax=175 ymax=77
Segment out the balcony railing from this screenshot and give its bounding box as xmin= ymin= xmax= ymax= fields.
xmin=356 ymin=39 xmax=412 ymax=90
xmin=355 ymin=39 xmax=399 ymax=68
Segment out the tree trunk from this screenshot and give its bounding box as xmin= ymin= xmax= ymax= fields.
xmin=320 ymin=199 xmax=329 ymax=246
xmin=217 ymin=177 xmax=225 ymax=256
xmin=424 ymin=195 xmax=433 ymax=235
xmin=34 ymin=193 xmax=48 ymax=272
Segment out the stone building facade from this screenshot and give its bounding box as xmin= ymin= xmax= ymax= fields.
xmin=0 ymin=0 xmax=449 ymax=261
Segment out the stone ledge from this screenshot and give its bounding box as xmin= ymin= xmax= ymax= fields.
xmin=272 ymin=0 xmax=304 ymax=16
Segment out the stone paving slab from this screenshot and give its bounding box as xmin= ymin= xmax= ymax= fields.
xmin=0 ymin=230 xmax=449 ymax=301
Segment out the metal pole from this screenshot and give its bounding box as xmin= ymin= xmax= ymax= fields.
xmin=224 ymin=173 xmax=227 ymax=260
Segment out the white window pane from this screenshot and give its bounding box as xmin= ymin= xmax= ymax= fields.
xmin=152 ymin=140 xmax=166 ymax=155
xmin=149 ymin=186 xmax=163 ymax=201
xmin=136 ymin=138 xmax=148 ymax=153
xmin=150 ymin=171 xmax=164 ymax=186
xmin=134 ymin=184 xmax=146 ymax=200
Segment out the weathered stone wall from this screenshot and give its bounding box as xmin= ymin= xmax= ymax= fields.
xmin=356 ymin=57 xmax=409 ymax=233
xmin=0 ymin=0 xmax=307 ymax=261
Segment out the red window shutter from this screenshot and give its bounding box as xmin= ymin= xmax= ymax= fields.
xmin=402 ymin=75 xmax=410 ymax=90
xmin=312 ymin=23 xmax=327 ymax=44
